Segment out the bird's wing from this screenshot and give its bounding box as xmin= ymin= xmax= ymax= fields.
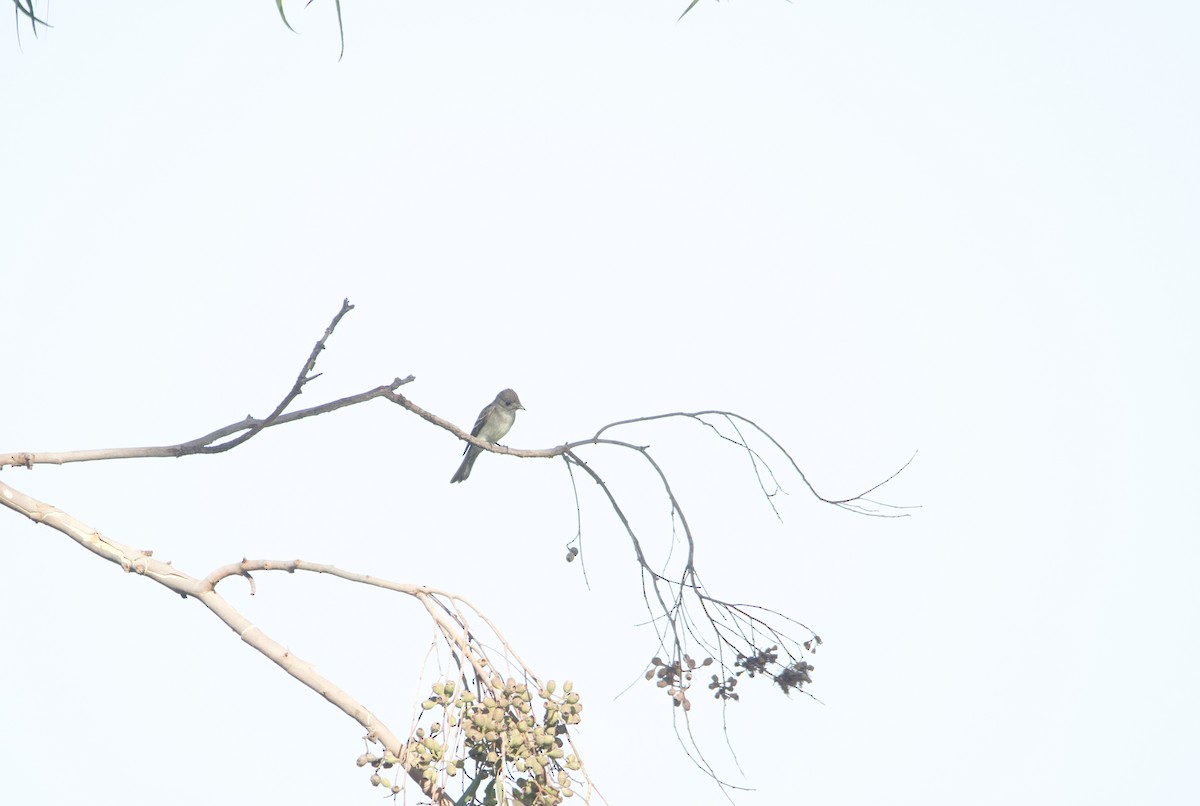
xmin=470 ymin=402 xmax=495 ymax=438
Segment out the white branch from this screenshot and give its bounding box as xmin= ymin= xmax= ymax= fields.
xmin=0 ymin=479 xmax=454 ymax=805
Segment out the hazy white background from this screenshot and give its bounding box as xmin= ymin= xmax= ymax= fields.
xmin=2 ymin=2 xmax=1198 ymax=804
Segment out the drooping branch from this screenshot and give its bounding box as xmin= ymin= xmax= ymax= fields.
xmin=555 ymin=412 xmax=915 ymax=789
xmin=593 ymin=411 xmax=917 ymax=516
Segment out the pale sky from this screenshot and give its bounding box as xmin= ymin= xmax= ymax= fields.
xmin=2 ymin=2 xmax=1198 ymax=804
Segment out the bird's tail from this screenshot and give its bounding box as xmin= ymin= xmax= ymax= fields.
xmin=450 ymin=446 xmax=481 ymax=483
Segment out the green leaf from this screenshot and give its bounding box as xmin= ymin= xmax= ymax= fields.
xmin=275 ymin=0 xmax=297 ymax=33
xmin=335 ymin=0 xmax=344 ymax=61
xmin=301 ymin=0 xmax=344 ymax=60
xmin=678 ymin=0 xmax=703 ymax=21
xmin=13 ymin=0 xmax=51 ymax=31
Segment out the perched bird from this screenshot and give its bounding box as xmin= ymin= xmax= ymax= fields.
xmin=450 ymin=388 xmax=525 ymax=483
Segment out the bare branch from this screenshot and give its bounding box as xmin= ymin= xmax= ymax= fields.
xmin=384 ymin=390 xmax=572 ymax=460
xmin=0 ymin=478 xmax=449 ymax=799
xmin=556 ymin=407 xmax=916 ymax=789
xmin=590 ymin=409 xmax=916 ymax=516
xmin=2 ymin=299 xmax=417 ymax=470
xmin=1 ymin=379 xmax=414 ymax=469
xmin=199 ymin=298 xmax=355 ymax=453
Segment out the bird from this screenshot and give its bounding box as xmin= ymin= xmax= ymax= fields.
xmin=449 ymin=388 xmax=525 ymax=483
